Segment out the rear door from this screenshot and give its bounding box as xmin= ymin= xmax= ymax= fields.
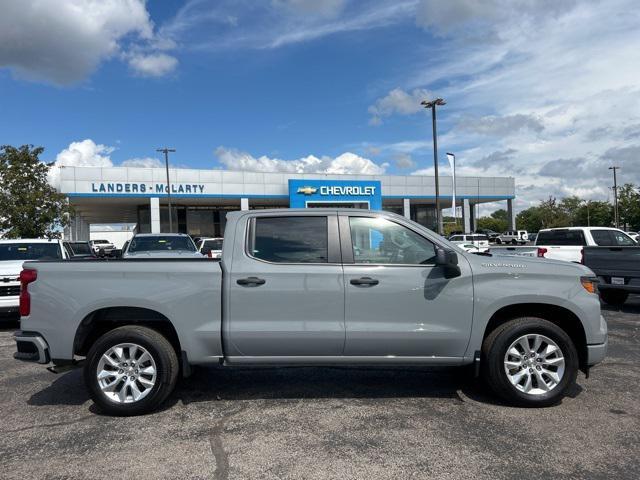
xmin=341 ymin=213 xmax=473 ymax=358
xmin=225 ymin=212 xmax=345 ymax=357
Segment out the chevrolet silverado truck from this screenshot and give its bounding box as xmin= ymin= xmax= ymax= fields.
xmin=14 ymin=209 xmax=607 ymax=415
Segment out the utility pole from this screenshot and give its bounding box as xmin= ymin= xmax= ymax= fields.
xmin=157 ymin=148 xmax=176 ymax=233
xmin=609 ymin=166 xmax=620 ymax=228
xmin=421 ymin=98 xmax=446 ymax=235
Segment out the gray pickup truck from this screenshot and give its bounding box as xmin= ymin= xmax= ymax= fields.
xmin=14 ymin=209 xmax=607 ymax=415
xmin=582 ymin=246 xmax=640 ymax=305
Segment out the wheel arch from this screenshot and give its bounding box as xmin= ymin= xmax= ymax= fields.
xmin=73 ymin=306 xmax=182 ymax=359
xmin=483 ymin=303 xmax=588 ymax=368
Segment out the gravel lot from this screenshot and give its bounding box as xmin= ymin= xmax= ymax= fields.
xmin=1 ymin=300 xmax=639 ymax=480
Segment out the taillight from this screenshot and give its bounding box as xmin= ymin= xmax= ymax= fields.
xmin=19 ymin=269 xmax=37 ymax=317
xmin=537 ymin=247 xmax=547 ymax=258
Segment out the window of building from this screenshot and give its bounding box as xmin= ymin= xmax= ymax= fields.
xmin=349 ymin=217 xmax=436 ymax=265
xmin=248 ymin=216 xmax=328 ymax=263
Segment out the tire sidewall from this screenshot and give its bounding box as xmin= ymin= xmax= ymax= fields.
xmin=487 ymin=319 xmax=579 ymax=407
xmin=84 ymin=327 xmax=176 ymax=416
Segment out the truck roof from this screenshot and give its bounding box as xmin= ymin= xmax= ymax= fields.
xmin=539 ymin=226 xmax=625 ymax=232
xmin=0 ymin=238 xmax=62 ymax=244
xmin=132 ymin=233 xmax=192 ymax=238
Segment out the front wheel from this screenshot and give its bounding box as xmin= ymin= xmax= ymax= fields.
xmin=84 ymin=326 xmax=179 ymax=416
xmin=495 ymin=238 xmax=502 ymax=244
xmin=482 ymin=317 xmax=578 ymax=407
xmin=600 ymin=290 xmax=628 ymax=306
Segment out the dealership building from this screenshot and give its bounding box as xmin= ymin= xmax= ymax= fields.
xmin=58 ymin=166 xmax=516 ymax=240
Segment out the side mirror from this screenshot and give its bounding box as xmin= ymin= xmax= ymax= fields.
xmin=435 ymin=247 xmax=461 ymax=279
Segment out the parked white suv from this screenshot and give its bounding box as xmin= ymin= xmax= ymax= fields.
xmin=535 ymin=227 xmax=636 ymax=263
xmin=197 ymin=237 xmax=224 ymax=258
xmin=496 ymin=230 xmax=529 ymax=245
xmin=448 ymin=234 xmax=490 ymax=252
xmin=89 ymin=239 xmax=115 ymax=255
xmin=0 ymin=239 xmax=68 ymax=315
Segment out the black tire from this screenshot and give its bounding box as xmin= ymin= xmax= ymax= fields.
xmin=84 ymin=325 xmax=179 ymax=416
xmin=511 ymin=239 xmax=517 ymax=245
xmin=495 ymin=238 xmax=502 ymax=244
xmin=481 ymin=317 xmax=579 ymax=407
xmin=600 ymin=290 xmax=628 ymax=306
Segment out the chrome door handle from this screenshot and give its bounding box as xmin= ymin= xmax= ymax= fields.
xmin=350 ymin=277 xmax=379 ymax=286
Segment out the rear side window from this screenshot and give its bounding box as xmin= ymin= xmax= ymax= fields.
xmin=249 ymin=216 xmax=328 ymax=263
xmin=537 ymin=230 xmax=586 ymax=246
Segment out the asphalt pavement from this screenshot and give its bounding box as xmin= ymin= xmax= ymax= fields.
xmin=0 ymin=299 xmax=639 ymax=480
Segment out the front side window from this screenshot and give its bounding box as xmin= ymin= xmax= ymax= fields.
xmin=249 ymin=216 xmax=328 ymax=263
xmin=349 ymin=217 xmax=436 ymax=265
xmin=611 ymin=231 xmax=636 ymax=246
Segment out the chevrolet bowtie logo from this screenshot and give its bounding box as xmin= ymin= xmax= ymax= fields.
xmin=297 ymin=186 xmax=317 ymax=195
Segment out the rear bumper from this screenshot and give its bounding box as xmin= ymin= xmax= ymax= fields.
xmin=13 ymin=331 xmax=50 ymax=364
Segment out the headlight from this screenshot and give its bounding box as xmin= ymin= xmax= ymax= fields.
xmin=580 ymin=276 xmax=598 ymax=294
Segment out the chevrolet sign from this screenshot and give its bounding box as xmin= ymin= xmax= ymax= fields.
xmin=297 ymin=186 xmax=318 ymax=195
xmin=289 ymin=179 xmax=382 ymax=210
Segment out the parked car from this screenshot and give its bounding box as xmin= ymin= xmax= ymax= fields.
xmin=582 ymin=245 xmax=640 ymax=305
xmin=89 ymin=239 xmax=116 ymax=256
xmin=495 ymin=230 xmax=529 ymax=245
xmin=63 ymin=241 xmax=97 ymax=259
xmin=0 ymin=239 xmax=68 ymax=316
xmin=491 ymin=227 xmax=637 ymax=263
xmin=448 ymin=234 xmax=490 ymax=252
xmin=14 ymin=209 xmax=607 ymax=415
xmin=197 ymin=237 xmax=224 ymax=258
xmin=122 ymin=233 xmax=202 ymax=258
xmin=475 ymin=229 xmax=500 ymax=241
xmin=528 ymin=232 xmax=538 ymax=243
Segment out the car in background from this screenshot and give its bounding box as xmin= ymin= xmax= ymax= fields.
xmin=89 ymin=239 xmax=116 ymax=256
xmin=475 ymin=229 xmax=500 ymax=241
xmin=448 ymin=234 xmax=490 ymax=252
xmin=122 ymin=233 xmax=202 ymax=258
xmin=495 ymin=230 xmax=529 ymax=245
xmin=197 ymin=237 xmax=224 ymax=258
xmin=528 ymin=232 xmax=538 ymax=243
xmin=625 ymin=231 xmax=639 ymax=243
xmin=63 ymin=241 xmax=96 ymax=259
xmin=0 ymin=239 xmax=68 ymax=316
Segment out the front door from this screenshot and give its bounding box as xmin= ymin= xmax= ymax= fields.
xmin=225 ymin=213 xmax=345 ymax=357
xmin=342 ymin=214 xmax=473 ymax=358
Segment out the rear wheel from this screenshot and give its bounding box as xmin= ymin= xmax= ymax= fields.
xmin=495 ymin=238 xmax=502 ymax=244
xmin=482 ymin=317 xmax=578 ymax=407
xmin=84 ymin=326 xmax=179 ymax=416
xmin=600 ymin=290 xmax=628 ymax=305
xmin=511 ymin=239 xmax=517 ymax=245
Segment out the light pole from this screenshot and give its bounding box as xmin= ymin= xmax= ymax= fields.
xmin=609 ymin=166 xmax=620 ymax=228
xmin=446 ymin=152 xmax=456 ymax=226
xmin=583 ymin=200 xmax=591 ymax=227
xmin=421 ymin=98 xmax=446 ymax=235
xmin=157 ymin=148 xmax=176 ymax=233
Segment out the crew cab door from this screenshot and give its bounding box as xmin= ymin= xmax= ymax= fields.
xmin=341 ymin=214 xmax=473 ymax=358
xmin=225 ymin=212 xmax=345 ymax=357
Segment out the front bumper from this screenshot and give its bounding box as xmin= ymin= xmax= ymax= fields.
xmin=14 ymin=331 xmax=50 ymax=364
xmin=586 ymin=337 xmax=608 ymax=366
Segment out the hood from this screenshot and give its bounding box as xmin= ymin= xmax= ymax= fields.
xmin=465 ymin=251 xmax=594 ymax=276
xmin=124 ymin=250 xmax=203 ymax=259
xmin=0 ymin=260 xmax=27 ymax=277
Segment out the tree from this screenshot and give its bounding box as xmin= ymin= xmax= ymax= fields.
xmin=0 ymin=145 xmax=72 ymax=238
xmin=617 ymin=184 xmax=640 ymax=230
xmin=559 ymin=196 xmax=583 ymax=226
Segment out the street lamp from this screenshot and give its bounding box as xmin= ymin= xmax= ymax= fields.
xmin=446 ymin=152 xmax=457 ymax=226
xmin=421 ymin=98 xmax=446 ymax=235
xmin=157 ymin=148 xmax=176 ymax=233
xmin=609 ymin=166 xmax=620 ymax=228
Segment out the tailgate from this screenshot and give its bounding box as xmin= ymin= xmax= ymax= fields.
xmin=583 ymin=247 xmax=640 ymax=277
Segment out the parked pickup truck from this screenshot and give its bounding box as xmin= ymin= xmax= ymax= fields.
xmin=14 ymin=209 xmax=607 ymax=415
xmin=490 ymin=227 xmax=637 ymax=263
xmin=582 ymin=246 xmax=640 ymax=305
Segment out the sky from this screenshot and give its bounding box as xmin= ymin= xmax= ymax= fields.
xmin=1 ymin=0 xmax=640 ymax=214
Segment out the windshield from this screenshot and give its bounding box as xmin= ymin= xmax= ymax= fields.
xmin=201 ymin=239 xmax=223 ymax=253
xmin=127 ymin=236 xmax=196 ymax=253
xmin=0 ymin=242 xmax=62 ymax=260
xmin=69 ymin=242 xmax=92 ymax=255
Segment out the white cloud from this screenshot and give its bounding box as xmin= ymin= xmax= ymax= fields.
xmin=49 ymin=139 xmax=114 ymax=188
xmin=393 ymin=153 xmax=416 ymax=169
xmin=127 ymin=52 xmax=178 ymax=77
xmin=215 ymin=147 xmax=387 ymax=175
xmin=0 ymin=0 xmax=174 ymax=85
xmin=368 ymin=88 xmax=429 ymax=125
xmin=272 ymin=0 xmax=347 ymax=18
xmin=120 ymin=157 xmax=164 ymax=168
